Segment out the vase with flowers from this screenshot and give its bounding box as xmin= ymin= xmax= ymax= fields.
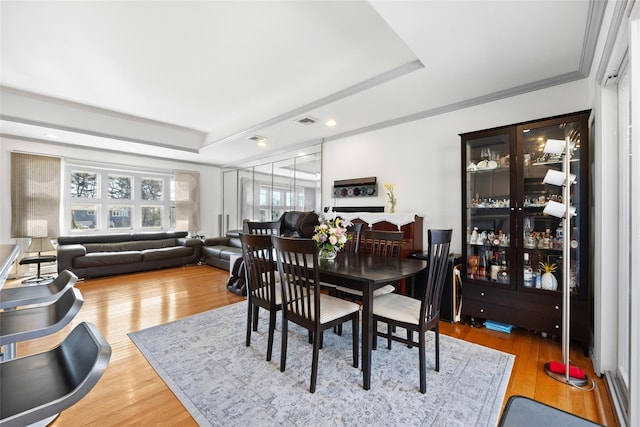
xmin=312 ymin=217 xmax=351 ymax=260
xmin=384 ymin=183 xmax=397 ymax=213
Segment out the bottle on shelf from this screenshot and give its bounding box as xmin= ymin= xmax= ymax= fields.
xmin=497 ymin=260 xmax=510 ymax=284
xmin=490 ymin=251 xmax=500 ymax=281
xmin=470 ymin=227 xmax=479 ymax=244
xmin=478 ymin=250 xmax=487 ymax=279
xmin=547 ymin=228 xmax=555 ymax=249
xmin=535 ymin=266 xmax=542 ymax=289
xmin=523 ymin=253 xmax=534 ymax=287
xmin=555 ymin=223 xmax=564 ymax=249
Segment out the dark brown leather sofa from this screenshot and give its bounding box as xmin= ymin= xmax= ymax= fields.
xmin=57 ymin=231 xmax=202 ymax=279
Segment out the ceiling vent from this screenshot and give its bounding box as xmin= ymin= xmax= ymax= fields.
xmin=296 ymin=116 xmax=319 ymax=126
xmin=247 ymin=135 xmax=267 ymax=142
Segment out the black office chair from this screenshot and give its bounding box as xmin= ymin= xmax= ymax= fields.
xmin=0 ymin=322 xmax=111 ymax=427
xmin=0 ymin=270 xmax=78 ymax=310
xmin=0 ymin=287 xmax=84 ymax=361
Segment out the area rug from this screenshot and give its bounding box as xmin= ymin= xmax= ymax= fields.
xmin=129 ymin=302 xmax=514 ymax=427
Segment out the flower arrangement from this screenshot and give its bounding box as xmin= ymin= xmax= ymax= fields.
xmin=312 ymin=217 xmax=351 ymax=259
xmin=384 ymin=183 xmax=396 ymax=213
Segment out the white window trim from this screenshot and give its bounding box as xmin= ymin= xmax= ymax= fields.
xmin=64 ymin=161 xmax=173 ymax=234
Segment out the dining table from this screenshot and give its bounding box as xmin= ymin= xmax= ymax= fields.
xmin=316 ymin=251 xmax=428 ymax=390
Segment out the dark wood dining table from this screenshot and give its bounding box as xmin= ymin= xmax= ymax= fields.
xmin=317 ymin=251 xmax=428 ymax=390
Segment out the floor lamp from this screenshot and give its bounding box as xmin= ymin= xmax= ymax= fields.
xmin=541 ymin=137 xmax=588 ymax=387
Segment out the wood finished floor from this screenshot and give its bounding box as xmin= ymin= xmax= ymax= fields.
xmin=7 ymin=265 xmax=617 ymax=426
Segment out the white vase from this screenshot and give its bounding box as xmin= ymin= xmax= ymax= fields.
xmin=319 ymin=246 xmax=337 ymax=261
xmin=541 ymin=272 xmax=558 ymax=291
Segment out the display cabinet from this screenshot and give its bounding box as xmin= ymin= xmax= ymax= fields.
xmin=460 ymin=110 xmax=591 ymax=350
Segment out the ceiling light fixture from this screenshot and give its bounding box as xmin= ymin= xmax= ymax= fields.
xmin=325 ymin=119 xmax=337 ymax=127
xmin=248 ymin=135 xmax=268 ymax=147
xmin=296 ymin=116 xmax=318 ymax=126
xmin=44 ymin=133 xmax=58 ymax=139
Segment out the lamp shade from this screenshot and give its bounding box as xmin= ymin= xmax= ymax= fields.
xmin=26 ymin=237 xmax=56 ymax=253
xmin=543 ymin=169 xmax=576 ymax=186
xmin=543 ymin=200 xmax=576 ymax=219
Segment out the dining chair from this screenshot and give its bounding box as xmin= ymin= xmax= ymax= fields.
xmin=335 ymin=229 xmax=403 ymax=300
xmin=271 ymin=235 xmax=360 ymax=393
xmin=372 ymin=229 xmax=452 ymax=393
xmin=342 ymin=222 xmax=364 ymax=253
xmin=240 ymin=233 xmax=281 ymax=361
xmin=245 ymin=220 xmax=281 ymax=235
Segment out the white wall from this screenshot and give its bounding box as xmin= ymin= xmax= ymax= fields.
xmin=322 ymin=79 xmax=590 ymax=254
xmin=0 ymin=137 xmax=221 ymax=244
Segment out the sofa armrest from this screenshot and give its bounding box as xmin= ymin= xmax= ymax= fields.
xmin=202 ymin=237 xmax=230 ymax=246
xmin=57 ymin=244 xmax=87 ymax=272
xmin=177 ymin=237 xmax=202 ymax=248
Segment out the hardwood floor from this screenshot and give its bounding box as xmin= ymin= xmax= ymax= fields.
xmin=7 ymin=265 xmax=617 ymax=426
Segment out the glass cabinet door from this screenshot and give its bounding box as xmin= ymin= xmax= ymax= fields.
xmin=464 ymin=130 xmax=514 ymax=287
xmin=520 ymin=118 xmax=584 ymax=295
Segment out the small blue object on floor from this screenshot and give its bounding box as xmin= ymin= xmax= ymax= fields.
xmin=499 ymin=395 xmax=603 ymax=426
xmin=485 ymin=320 xmax=515 ymax=333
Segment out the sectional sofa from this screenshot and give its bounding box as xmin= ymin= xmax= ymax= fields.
xmin=57 ymin=231 xmax=202 ymax=279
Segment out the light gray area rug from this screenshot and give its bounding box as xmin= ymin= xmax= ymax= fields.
xmin=129 ymin=302 xmax=514 ymax=427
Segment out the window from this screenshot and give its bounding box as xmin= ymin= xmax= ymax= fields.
xmin=70 ymin=171 xmax=98 ymax=199
xmin=108 ymin=205 xmax=132 ymax=229
xmin=108 ymin=175 xmax=132 ymax=199
xmin=71 ymin=206 xmax=99 ymax=230
xmin=65 ymin=163 xmax=174 ymax=234
xmin=141 ymin=206 xmax=162 ymax=228
xmin=141 ymin=178 xmax=163 ymax=201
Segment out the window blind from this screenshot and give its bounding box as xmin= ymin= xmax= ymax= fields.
xmin=11 ymin=152 xmax=61 ymax=238
xmin=173 ymin=170 xmax=201 ymax=232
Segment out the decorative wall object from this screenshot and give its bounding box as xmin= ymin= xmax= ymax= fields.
xmin=333 ymin=176 xmax=377 ymax=198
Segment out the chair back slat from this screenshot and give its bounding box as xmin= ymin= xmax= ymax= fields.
xmin=343 ymin=222 xmax=364 ymax=254
xmin=271 ymin=236 xmax=319 ymax=326
xmin=246 ymin=221 xmax=281 ymax=235
xmin=240 ymin=234 xmax=278 ymax=306
xmin=420 ymin=229 xmax=453 ymax=323
xmin=362 ymin=230 xmax=403 ymax=258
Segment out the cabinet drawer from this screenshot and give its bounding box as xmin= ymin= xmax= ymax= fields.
xmin=519 ymin=304 xmax=562 ymax=335
xmin=462 ymin=298 xmax=518 ymax=324
xmin=463 ymin=286 xmax=508 ymax=305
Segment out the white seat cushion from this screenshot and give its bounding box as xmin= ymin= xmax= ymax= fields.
xmin=263 ymin=271 xmax=280 ymax=283
xmin=251 ymin=284 xmax=283 ymax=305
xmin=335 ymin=284 xmax=396 ymax=298
xmin=285 ymin=293 xmax=359 ymax=324
xmin=372 ymin=293 xmax=422 ymax=325
xmin=319 ymin=280 xmax=337 ymax=289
